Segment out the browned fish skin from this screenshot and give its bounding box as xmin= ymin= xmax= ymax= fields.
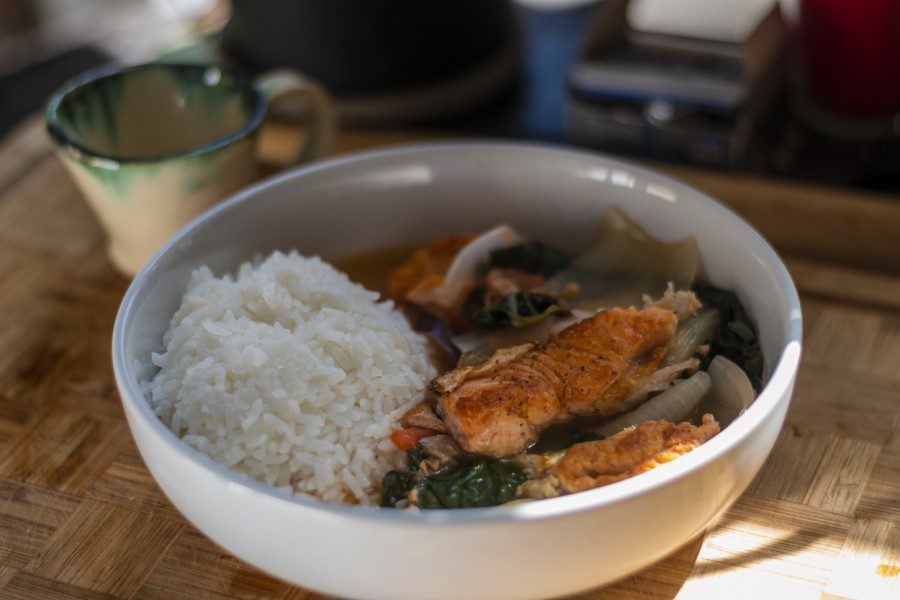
xmin=553 ymin=414 xmax=721 ymax=493
xmin=437 ymin=306 xmax=677 ymax=456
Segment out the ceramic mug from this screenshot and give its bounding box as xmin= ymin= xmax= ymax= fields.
xmin=46 ymin=63 xmax=335 ymax=275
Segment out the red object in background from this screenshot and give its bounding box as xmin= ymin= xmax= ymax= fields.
xmin=800 ymin=0 xmax=900 ymax=118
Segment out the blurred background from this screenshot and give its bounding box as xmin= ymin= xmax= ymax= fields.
xmin=2 ymin=0 xmax=900 ymax=191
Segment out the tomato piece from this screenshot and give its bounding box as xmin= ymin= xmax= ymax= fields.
xmin=391 ymin=427 xmax=437 ymax=451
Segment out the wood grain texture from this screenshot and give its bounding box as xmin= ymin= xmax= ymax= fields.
xmin=826 ymin=519 xmax=899 ymax=600
xmin=26 ymin=500 xmax=183 ymax=597
xmin=0 ymin=117 xmax=897 ymax=599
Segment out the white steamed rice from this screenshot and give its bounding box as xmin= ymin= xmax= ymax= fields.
xmin=146 ymin=250 xmax=436 ymax=504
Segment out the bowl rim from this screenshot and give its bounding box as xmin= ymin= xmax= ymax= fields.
xmin=46 ymin=62 xmax=266 ymax=165
xmin=112 ymin=140 xmax=803 ymax=524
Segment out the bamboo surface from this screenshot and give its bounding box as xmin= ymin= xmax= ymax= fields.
xmin=0 ymin=116 xmax=898 ymax=599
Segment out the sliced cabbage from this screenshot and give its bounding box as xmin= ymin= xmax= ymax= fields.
xmin=548 ymin=208 xmax=700 ymax=312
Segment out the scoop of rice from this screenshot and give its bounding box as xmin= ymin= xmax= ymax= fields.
xmin=147 ymin=250 xmax=436 ymax=504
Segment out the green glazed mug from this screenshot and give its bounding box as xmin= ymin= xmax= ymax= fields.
xmin=46 ymin=63 xmax=335 ymax=275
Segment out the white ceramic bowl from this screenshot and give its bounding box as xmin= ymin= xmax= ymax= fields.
xmin=113 ymin=143 xmax=802 ymax=600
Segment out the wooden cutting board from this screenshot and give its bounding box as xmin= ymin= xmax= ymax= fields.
xmin=0 ymin=116 xmax=897 ymax=600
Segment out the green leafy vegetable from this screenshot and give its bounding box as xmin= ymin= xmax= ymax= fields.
xmin=380 ymin=446 xmax=528 ymax=509
xmin=463 ymin=285 xmax=566 ymax=329
xmin=380 ymin=446 xmax=428 ymax=507
xmin=693 ymin=283 xmax=763 ymax=391
xmin=488 ymin=241 xmax=570 ymax=277
xmin=380 ymin=470 xmax=416 ymax=508
xmin=407 ymin=445 xmax=428 ymax=468
xmin=417 ymin=458 xmax=527 ymax=509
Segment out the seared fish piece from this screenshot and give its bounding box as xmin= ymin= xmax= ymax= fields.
xmin=436 ymin=306 xmax=677 ymax=456
xmin=547 ymin=414 xmax=720 ymax=494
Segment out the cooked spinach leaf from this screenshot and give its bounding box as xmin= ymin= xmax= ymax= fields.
xmin=694 ymin=283 xmax=763 ymax=391
xmin=488 ymin=241 xmax=570 ymax=277
xmin=463 ymin=285 xmax=566 ymax=329
xmin=380 ymin=470 xmax=416 ymax=508
xmin=379 ymin=446 xmax=428 ymax=507
xmin=417 ymin=458 xmax=527 ymax=509
xmin=407 ymin=445 xmax=428 ymax=469
xmin=380 ymin=446 xmax=528 ymax=509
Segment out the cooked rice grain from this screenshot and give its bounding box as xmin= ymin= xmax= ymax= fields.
xmin=147 ymin=251 xmax=436 ymax=504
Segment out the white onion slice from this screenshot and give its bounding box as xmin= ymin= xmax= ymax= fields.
xmin=666 ymin=309 xmax=719 ymax=365
xmin=438 ymin=224 xmax=521 ymax=308
xmin=587 ymin=371 xmax=711 ymax=439
xmin=703 ymin=355 xmax=754 ymax=427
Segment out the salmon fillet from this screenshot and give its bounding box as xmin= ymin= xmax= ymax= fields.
xmin=436 ymin=306 xmax=677 ymax=456
xmin=551 ymin=414 xmax=720 ymax=493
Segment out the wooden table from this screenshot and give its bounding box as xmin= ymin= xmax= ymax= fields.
xmin=0 ymin=116 xmax=898 ymax=599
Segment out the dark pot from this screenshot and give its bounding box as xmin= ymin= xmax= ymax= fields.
xmin=223 ymin=0 xmax=518 ymax=95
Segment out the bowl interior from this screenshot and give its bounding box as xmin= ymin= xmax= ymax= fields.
xmin=119 ymin=142 xmax=801 ymax=493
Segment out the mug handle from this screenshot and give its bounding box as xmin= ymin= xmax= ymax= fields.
xmin=254 ymin=69 xmax=336 ymax=165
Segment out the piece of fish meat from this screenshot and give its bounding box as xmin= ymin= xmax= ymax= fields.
xmin=522 ymin=414 xmax=720 ymax=497
xmin=436 ymin=306 xmax=678 ymax=456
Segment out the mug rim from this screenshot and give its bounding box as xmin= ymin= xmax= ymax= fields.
xmin=45 ymin=62 xmax=268 ymax=165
